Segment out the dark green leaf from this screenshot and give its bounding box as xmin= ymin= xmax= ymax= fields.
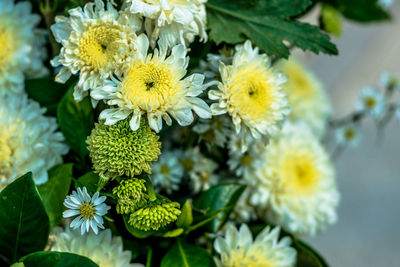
xmin=38 ymin=164 xmax=73 ymax=228
xmin=57 ymin=86 xmax=94 ymax=158
xmin=20 ymin=251 xmax=98 ymax=267
xmin=176 ymin=200 xmax=193 ymax=229
xmin=295 ymin=239 xmax=329 ymax=267
xmin=318 ymin=0 xmax=390 ymax=22
xmin=74 ymin=172 xmax=100 ymax=193
xmin=160 ymin=239 xmax=216 ymax=267
xmin=206 ymin=0 xmax=338 ymax=58
xmin=25 ymin=76 xmax=71 ymax=116
xmin=193 ymin=183 xmax=245 ymax=232
xmin=0 ymin=173 xmax=49 ymax=263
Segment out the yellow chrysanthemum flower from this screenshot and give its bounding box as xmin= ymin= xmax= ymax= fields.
xmin=251 ymin=122 xmax=339 ymax=235
xmin=0 ymin=0 xmax=48 ymax=96
xmin=51 ymin=0 xmax=141 ymax=101
xmin=91 ymin=34 xmax=211 ymax=132
xmin=278 ymin=59 xmax=332 ymax=137
xmin=209 ymin=40 xmax=289 ymax=151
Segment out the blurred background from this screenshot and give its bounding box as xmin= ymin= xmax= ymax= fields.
xmin=299 ymin=3 xmax=400 ymax=266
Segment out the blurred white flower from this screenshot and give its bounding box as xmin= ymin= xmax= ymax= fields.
xmin=193 ymin=115 xmax=232 ymax=148
xmin=379 ymin=72 xmax=399 ymax=90
xmin=0 ymin=0 xmax=48 ymax=96
xmin=278 ymin=59 xmax=332 ymax=138
xmin=209 ymin=40 xmax=289 ymax=152
xmin=181 ymin=147 xmax=218 ymax=193
xmin=214 ymin=224 xmax=296 ymax=267
xmin=63 ymin=187 xmax=110 ymax=235
xmin=196 ymin=50 xmax=234 ymax=80
xmin=123 ymin=0 xmax=207 ymax=48
xmin=335 ymin=123 xmax=362 ymax=148
xmin=92 ymin=34 xmax=211 ymax=133
xmin=52 ymin=227 xmax=143 ymax=267
xmin=378 ymin=0 xmax=396 ymax=8
xmin=0 ymin=93 xmax=68 ymax=189
xmin=356 ymin=87 xmax=385 ymax=117
xmin=152 ymin=150 xmax=184 ymax=194
xmin=254 ymin=122 xmax=339 ymax=235
xmin=51 ymin=0 xmax=141 ymax=101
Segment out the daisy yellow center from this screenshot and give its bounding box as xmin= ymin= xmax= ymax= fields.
xmin=280 ymin=153 xmax=319 ymax=195
xmin=79 ymin=24 xmax=122 ymax=70
xmin=344 ymin=129 xmax=355 ymax=140
xmin=226 ymin=249 xmax=273 ymax=267
xmin=122 ymin=61 xmax=180 ymax=110
xmin=0 ymin=25 xmax=17 ymax=69
xmin=79 ymin=203 xmax=95 ymax=219
xmin=182 ymin=158 xmax=194 ymax=172
xmin=229 ymin=65 xmax=275 ymax=122
xmin=364 ymin=97 xmax=377 ymax=109
xmin=240 ymin=154 xmax=253 ymax=166
xmin=160 ymin=164 xmax=170 ymax=175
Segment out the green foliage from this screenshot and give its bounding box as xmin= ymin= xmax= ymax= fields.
xmin=20 ymin=251 xmax=98 ymax=267
xmin=206 ymin=0 xmax=338 ymax=58
xmin=0 ymin=173 xmax=49 ymax=264
xmin=160 ymin=239 xmax=216 ymax=267
xmin=294 ymin=239 xmax=329 ymax=267
xmin=193 ymin=183 xmax=245 ymax=233
xmin=57 ymin=86 xmax=94 ymax=159
xmin=38 ymin=164 xmax=73 ymax=228
xmin=320 ymin=5 xmax=342 ymax=36
xmin=74 ymin=172 xmax=100 ymax=193
xmin=318 ymin=0 xmax=390 ymax=22
xmin=25 ymin=76 xmax=71 ymax=116
xmin=176 ymin=200 xmax=193 ymax=229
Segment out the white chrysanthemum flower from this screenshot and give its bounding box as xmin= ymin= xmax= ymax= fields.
xmin=214 ymin=224 xmax=296 ymax=267
xmin=196 ymin=49 xmax=234 ymax=80
xmin=0 ymin=93 xmax=68 ymax=189
xmin=209 ymin=40 xmax=290 ymax=152
xmin=231 ymin=187 xmax=258 ymax=222
xmin=253 ymin=122 xmax=339 ymax=235
xmin=51 ymin=227 xmax=143 ymax=267
xmin=193 ymin=115 xmax=232 ymax=148
xmin=51 ymin=0 xmax=141 ymax=101
xmin=92 ymin=34 xmax=211 ymax=132
xmin=181 ymin=147 xmax=218 ymax=193
xmin=278 ymin=59 xmax=332 ymax=137
xmin=63 ymin=187 xmax=111 ymax=235
xmin=356 ymin=87 xmax=385 ymax=117
xmin=227 ymin=134 xmax=265 ymax=178
xmin=379 ymin=72 xmax=399 ymax=90
xmin=152 ymin=150 xmax=184 ymax=194
xmin=123 ymin=0 xmax=207 ymax=48
xmin=335 ymin=123 xmax=362 ymax=148
xmin=0 ymin=0 xmax=48 ymax=96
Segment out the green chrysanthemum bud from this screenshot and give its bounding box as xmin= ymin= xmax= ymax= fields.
xmin=113 ymin=178 xmax=149 ymax=214
xmin=87 ymin=118 xmax=162 ymax=183
xmin=128 ymin=197 xmax=181 ymax=231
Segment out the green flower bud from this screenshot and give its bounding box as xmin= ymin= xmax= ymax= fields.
xmin=128 ymin=197 xmax=181 ymax=231
xmin=113 ymin=178 xmax=149 ymax=214
xmin=87 ymin=118 xmax=161 ymax=183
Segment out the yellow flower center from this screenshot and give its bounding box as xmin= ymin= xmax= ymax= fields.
xmin=160 ymin=164 xmax=170 ymax=175
xmin=240 ymin=154 xmax=253 ymax=166
xmin=344 ymin=128 xmax=355 ymax=140
xmin=226 ymin=248 xmax=274 ymax=267
xmin=79 ymin=203 xmax=95 ymax=219
xmin=122 ymin=61 xmax=180 ymax=111
xmin=0 ymin=25 xmax=17 ymax=70
xmin=181 ymin=158 xmax=194 ymax=172
xmin=78 ymin=24 xmax=122 ymax=70
xmin=364 ymin=97 xmax=377 ymax=109
xmin=280 ymin=153 xmax=319 ymax=195
xmin=229 ymin=64 xmax=275 ymax=123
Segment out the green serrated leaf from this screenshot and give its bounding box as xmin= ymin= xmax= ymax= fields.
xmin=38 ymin=164 xmax=73 ymax=228
xmin=20 ymin=251 xmax=98 ymax=267
xmin=0 ymin=173 xmax=50 ymax=263
xmin=160 ymin=239 xmax=216 ymax=267
xmin=176 ymin=200 xmax=193 ymax=229
xmin=57 ymin=86 xmax=94 ymax=159
xmin=193 ymin=183 xmax=245 ymax=233
xmin=206 ymin=0 xmax=338 ymax=58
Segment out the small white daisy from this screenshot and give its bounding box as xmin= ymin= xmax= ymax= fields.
xmin=63 ymin=187 xmax=111 ymax=235
xmin=379 ymin=72 xmax=399 ymax=90
xmin=92 ymin=34 xmax=211 ymax=133
xmin=356 ymin=87 xmax=385 ymax=117
xmin=152 ymin=150 xmax=184 ymax=194
xmin=123 ymin=0 xmax=207 ymax=48
xmin=214 ymin=224 xmax=296 ymax=267
xmin=193 ymin=115 xmax=232 ymax=148
xmin=335 ymin=123 xmax=362 ymax=148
